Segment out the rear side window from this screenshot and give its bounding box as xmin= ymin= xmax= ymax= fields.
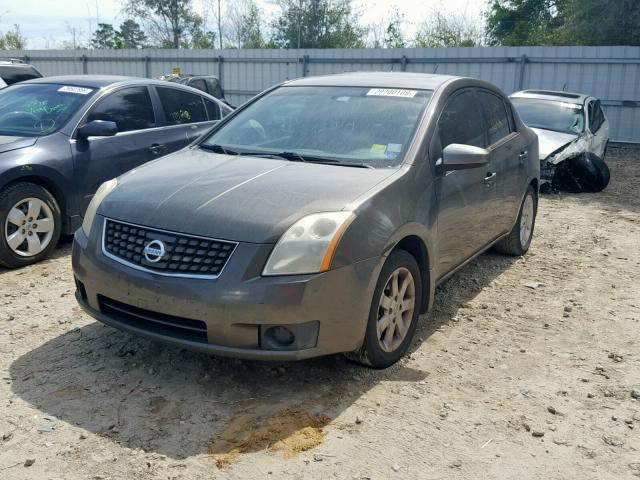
xmin=477 ymin=91 xmax=511 ymax=145
xmin=189 ymin=79 xmax=207 ymax=93
xmin=87 ymin=86 xmax=155 ymax=132
xmin=157 ymin=87 xmax=207 ymax=125
xmin=439 ymin=90 xmax=486 ymax=149
xmin=590 ymin=100 xmax=605 ymax=132
xmin=206 ymin=78 xmax=223 ymax=99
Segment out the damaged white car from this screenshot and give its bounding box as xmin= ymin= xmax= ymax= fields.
xmin=510 ymin=90 xmax=610 ymax=192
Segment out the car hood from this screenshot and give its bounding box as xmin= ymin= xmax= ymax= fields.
xmin=531 ymin=128 xmax=579 ymax=160
xmin=99 ymin=148 xmax=397 ymax=243
xmin=0 ymin=135 xmax=37 ymax=154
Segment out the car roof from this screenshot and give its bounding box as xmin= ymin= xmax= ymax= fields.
xmin=21 ymin=74 xmax=225 ymax=91
xmin=510 ymin=89 xmax=591 ymax=104
xmin=284 ymin=72 xmax=458 ymax=90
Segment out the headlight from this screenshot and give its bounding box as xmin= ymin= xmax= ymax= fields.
xmin=262 ymin=211 xmax=354 ymax=276
xmin=81 ymin=178 xmax=118 ymax=236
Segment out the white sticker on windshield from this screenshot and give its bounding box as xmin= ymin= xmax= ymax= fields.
xmin=58 ymin=86 xmax=93 ymax=95
xmin=367 ymin=88 xmax=417 ymax=98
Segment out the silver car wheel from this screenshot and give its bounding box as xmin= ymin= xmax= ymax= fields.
xmin=4 ymin=197 xmax=55 ymax=257
xmin=519 ymin=193 xmax=534 ymax=247
xmin=377 ymin=267 xmax=416 ymax=353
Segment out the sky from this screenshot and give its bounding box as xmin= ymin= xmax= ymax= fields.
xmin=0 ymin=0 xmax=488 ymax=49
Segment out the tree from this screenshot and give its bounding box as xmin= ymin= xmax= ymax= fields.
xmin=226 ymin=0 xmax=264 ymax=48
xmin=119 ymin=20 xmax=147 ymax=48
xmin=485 ymin=0 xmax=566 ymax=46
xmin=0 ymin=24 xmax=27 ymax=50
xmin=272 ymin=0 xmax=365 ymax=49
xmin=415 ymin=12 xmax=483 ymax=47
xmin=91 ymin=23 xmax=119 ymax=49
xmin=384 ymin=8 xmax=405 ymax=48
xmin=125 ymin=0 xmax=204 ymax=48
xmin=563 ymin=0 xmax=640 ymax=46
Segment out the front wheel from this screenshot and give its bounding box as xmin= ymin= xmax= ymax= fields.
xmin=347 ymin=249 xmax=422 ymax=368
xmin=0 ymin=183 xmax=62 ymax=268
xmin=494 ymin=185 xmax=537 ymax=256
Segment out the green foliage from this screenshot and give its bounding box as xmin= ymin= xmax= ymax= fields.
xmin=0 ymin=24 xmax=27 ymax=50
xmin=226 ymin=0 xmax=265 ymax=48
xmin=119 ymin=20 xmax=148 ymax=49
xmin=272 ymin=0 xmax=365 ymax=49
xmin=91 ymin=23 xmax=119 ymax=49
xmin=415 ymin=12 xmax=482 ymax=47
xmin=485 ymin=0 xmax=640 ymax=46
xmin=125 ymin=0 xmax=204 ymax=48
xmin=384 ymin=8 xmax=405 ymax=48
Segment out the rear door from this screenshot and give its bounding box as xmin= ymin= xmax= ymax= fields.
xmin=434 ymin=89 xmax=497 ymax=278
xmin=71 ymin=85 xmax=161 ymax=213
xmin=476 ymin=89 xmax=527 ymax=233
xmin=153 ymin=86 xmax=219 ymax=154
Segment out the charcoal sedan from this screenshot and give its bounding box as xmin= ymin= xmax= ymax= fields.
xmin=73 ymin=72 xmax=539 ymax=368
xmin=0 ymin=75 xmax=231 ymax=268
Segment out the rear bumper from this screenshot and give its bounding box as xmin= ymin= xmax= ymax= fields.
xmin=72 ymin=219 xmax=383 ymax=361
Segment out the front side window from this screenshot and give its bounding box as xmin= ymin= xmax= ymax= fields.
xmin=87 ymin=86 xmax=155 ymax=133
xmin=202 ymin=86 xmax=432 ymax=167
xmin=0 ymin=83 xmax=93 ymax=136
xmin=511 ymin=97 xmax=584 ymax=135
xmin=206 ymin=78 xmax=223 ymax=98
xmin=439 ymin=91 xmax=486 ymax=149
xmin=590 ymin=100 xmax=605 ymax=132
xmin=477 ymin=91 xmax=511 ymax=145
xmin=157 ymin=87 xmax=207 ymax=125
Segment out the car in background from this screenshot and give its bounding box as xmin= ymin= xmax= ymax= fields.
xmin=73 ymin=72 xmax=539 ymax=368
xmin=0 ymin=58 xmax=43 ymax=89
xmin=159 ymin=74 xmax=226 ymax=103
xmin=0 ymin=75 xmax=232 ymax=268
xmin=510 ymin=89 xmax=610 ymax=192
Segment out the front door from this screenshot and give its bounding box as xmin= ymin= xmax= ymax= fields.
xmin=434 ymin=89 xmax=499 ymax=279
xmin=71 ymin=86 xmax=161 ymax=213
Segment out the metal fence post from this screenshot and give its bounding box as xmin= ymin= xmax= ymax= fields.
xmin=517 ymin=54 xmax=528 ymax=90
xmin=81 ymin=54 xmax=88 ymax=74
xmin=144 ymin=56 xmax=151 ymax=78
xmin=401 ymin=55 xmax=408 ymax=71
xmin=301 ymin=54 xmax=309 ymax=77
xmin=217 ymin=55 xmax=224 ymax=86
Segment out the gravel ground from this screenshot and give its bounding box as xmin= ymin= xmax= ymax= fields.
xmin=1 ymin=145 xmax=639 ymax=480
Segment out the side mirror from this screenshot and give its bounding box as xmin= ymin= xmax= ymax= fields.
xmin=441 ymin=143 xmax=490 ymax=170
xmin=77 ymin=120 xmax=118 ymax=139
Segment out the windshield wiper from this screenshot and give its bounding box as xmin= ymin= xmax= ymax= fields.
xmin=199 ymin=146 xmax=375 ymax=168
xmin=199 ymin=144 xmax=241 ymax=155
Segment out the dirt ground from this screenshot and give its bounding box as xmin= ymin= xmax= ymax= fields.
xmin=1 ymin=146 xmax=639 ymax=480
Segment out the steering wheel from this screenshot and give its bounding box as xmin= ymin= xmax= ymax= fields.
xmin=0 ymin=111 xmax=40 ymax=125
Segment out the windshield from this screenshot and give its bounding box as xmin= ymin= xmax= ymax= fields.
xmin=202 ymin=86 xmax=432 ymax=167
xmin=0 ymin=83 xmax=95 ymax=137
xmin=511 ymin=97 xmax=584 ymax=135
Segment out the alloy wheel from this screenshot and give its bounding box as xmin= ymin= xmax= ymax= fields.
xmin=376 ymin=267 xmax=416 ymax=353
xmin=4 ymin=197 xmax=55 ymax=257
xmin=519 ymin=193 xmax=535 ymax=247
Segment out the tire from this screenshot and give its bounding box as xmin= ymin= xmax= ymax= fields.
xmin=346 ymin=249 xmax=423 ymax=369
xmin=554 ymin=153 xmax=610 ymax=193
xmin=494 ymin=185 xmax=537 ymax=256
xmin=0 ymin=183 xmax=62 ymax=268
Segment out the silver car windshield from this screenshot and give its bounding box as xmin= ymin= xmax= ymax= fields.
xmin=0 ymin=83 xmax=95 ymax=137
xmin=202 ymin=86 xmax=433 ymax=168
xmin=511 ymin=97 xmax=585 ymax=135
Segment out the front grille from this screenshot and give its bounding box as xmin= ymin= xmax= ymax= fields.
xmin=103 ymin=219 xmax=237 ymax=277
xmin=98 ymin=295 xmax=208 ymax=343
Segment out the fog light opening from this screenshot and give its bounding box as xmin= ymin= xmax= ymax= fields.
xmin=266 ymin=326 xmax=295 ymax=347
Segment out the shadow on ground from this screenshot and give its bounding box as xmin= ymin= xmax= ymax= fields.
xmin=0 ymin=236 xmax=73 ymax=276
xmin=9 ymin=248 xmax=516 ymax=461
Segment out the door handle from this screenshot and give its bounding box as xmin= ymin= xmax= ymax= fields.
xmin=149 ymin=143 xmax=167 ymax=155
xmin=484 ymin=172 xmax=497 ymax=186
xmin=519 ymin=150 xmax=528 ymax=164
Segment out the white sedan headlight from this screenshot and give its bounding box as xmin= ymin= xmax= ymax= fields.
xmin=263 ymin=211 xmax=354 ymax=276
xmin=81 ymin=178 xmax=118 ymax=236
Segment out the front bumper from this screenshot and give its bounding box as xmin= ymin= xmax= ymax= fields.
xmin=72 ymin=217 xmax=382 ymax=361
